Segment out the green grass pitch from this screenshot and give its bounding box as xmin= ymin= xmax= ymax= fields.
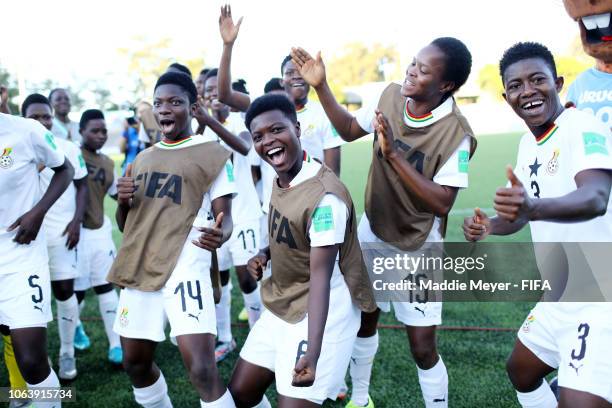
xmin=2 ymin=132 xmax=540 ymax=407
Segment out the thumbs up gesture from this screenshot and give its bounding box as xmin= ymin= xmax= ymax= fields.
xmin=462 ymin=207 xmax=491 ymax=242
xmin=117 ymin=163 xmax=136 ymax=207
xmin=194 ymin=212 xmax=225 ymax=251
xmin=494 ymin=165 xmax=534 ymax=222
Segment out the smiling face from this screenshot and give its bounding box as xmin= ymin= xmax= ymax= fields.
xmin=502 ymin=58 xmax=564 ymax=132
xmin=281 ymin=60 xmax=310 ymax=106
xmin=250 ymin=109 xmax=301 ymax=175
xmin=50 ymin=89 xmax=71 ymax=116
xmin=25 ymin=103 xmax=53 ymax=131
xmin=81 ymin=119 xmax=108 ymax=151
xmin=401 ymin=44 xmax=453 ymax=102
xmin=204 ymin=75 xmax=230 ymax=117
xmin=153 ymin=84 xmax=195 ymax=140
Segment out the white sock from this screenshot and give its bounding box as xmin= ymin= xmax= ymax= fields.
xmin=251 ymin=395 xmax=271 ymax=408
xmin=97 ymin=290 xmax=121 ymax=349
xmin=349 ymin=332 xmax=379 ymax=406
xmin=242 ymin=285 xmax=262 ymax=328
xmin=516 ymin=380 xmax=557 ymax=408
xmin=418 ymin=355 xmax=448 ymax=407
xmin=216 ymin=284 xmax=232 ymax=343
xmin=133 ymin=371 xmax=173 ymax=408
xmin=27 ymin=369 xmax=61 ymax=408
xmin=200 ymin=389 xmax=235 ymax=407
xmin=56 ymin=294 xmax=79 ymax=357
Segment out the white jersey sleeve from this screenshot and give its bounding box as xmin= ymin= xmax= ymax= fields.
xmin=30 ymin=123 xmax=65 ymax=168
xmin=354 ymin=87 xmax=386 ymax=134
xmin=568 ymin=115 xmax=612 ymax=176
xmin=308 ymin=193 xmax=348 ymax=247
xmin=66 ymin=142 xmax=88 ymax=180
xmin=321 ymin=120 xmax=345 ymax=150
xmin=210 ymin=160 xmax=237 ymax=201
xmin=432 ymin=135 xmax=471 ymax=188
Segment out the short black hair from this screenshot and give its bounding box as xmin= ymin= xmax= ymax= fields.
xmin=232 ymin=79 xmax=249 ymax=95
xmin=199 ymin=68 xmax=211 ymax=76
xmin=499 ymin=42 xmax=557 ymax=81
xmin=48 ymin=88 xmax=67 ymax=102
xmin=203 ymin=68 xmax=219 ymax=85
xmin=167 ymin=62 xmax=192 ymax=79
xmin=264 ymin=77 xmax=284 ymax=94
xmin=431 ymin=37 xmax=472 ymax=97
xmin=245 ymin=93 xmax=297 ymax=131
xmin=154 ymin=72 xmax=198 ymax=104
xmin=22 ymin=93 xmax=51 ymax=117
xmin=80 ymin=109 xmax=105 ymax=130
xmin=280 ymin=55 xmax=292 ymax=75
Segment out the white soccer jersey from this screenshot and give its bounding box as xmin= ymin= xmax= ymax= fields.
xmin=514 ymin=108 xmax=612 ymax=243
xmin=51 ymin=118 xmax=81 ymax=143
xmin=297 ymin=101 xmax=344 ymax=162
xmin=41 ymin=138 xmax=88 ymax=241
xmin=203 ymin=112 xmax=262 ymax=224
xmin=0 ymin=114 xmax=65 ymax=274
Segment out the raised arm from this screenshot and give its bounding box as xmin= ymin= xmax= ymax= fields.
xmin=194 ymin=96 xmax=251 ymax=155
xmin=291 ymin=47 xmax=368 ymax=142
xmin=218 ymin=4 xmax=250 ymax=112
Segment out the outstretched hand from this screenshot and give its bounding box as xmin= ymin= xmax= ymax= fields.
xmin=219 ymin=4 xmax=243 ymax=45
xmin=246 ymin=252 xmax=268 ymax=281
xmin=494 ymin=166 xmax=534 ymax=222
xmin=194 ymin=212 xmax=225 ymax=251
xmin=117 ymin=164 xmax=136 ymax=207
xmin=463 ymin=207 xmax=491 ymax=241
xmin=290 ymin=47 xmax=326 ymax=88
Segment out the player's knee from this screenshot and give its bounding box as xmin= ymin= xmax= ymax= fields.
xmin=228 ymin=383 xmax=260 ymax=408
xmin=122 ymin=354 xmax=152 ymax=380
xmin=237 ymin=273 xmax=257 ymax=293
xmin=505 ymin=357 xmax=533 ymax=392
xmin=187 ymin=358 xmax=218 ymax=386
xmin=410 ymin=343 xmax=437 ymax=369
xmin=15 ymin=352 xmax=49 ymax=382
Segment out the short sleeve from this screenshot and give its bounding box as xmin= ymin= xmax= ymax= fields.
xmin=138 ymin=123 xmax=151 ymax=144
xmin=308 ymin=193 xmax=348 ymax=247
xmin=210 ymin=159 xmax=238 ymax=201
xmin=432 ymin=136 xmax=471 ymax=188
xmin=321 ymin=119 xmax=345 ymax=150
xmin=354 ymin=87 xmax=386 ymax=134
xmin=568 ymin=117 xmax=612 ymax=177
xmin=30 ymin=123 xmax=65 ymax=169
xmin=67 ymin=143 xmax=88 ymax=180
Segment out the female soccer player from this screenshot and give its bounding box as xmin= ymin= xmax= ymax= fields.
xmin=108 ymin=72 xmax=237 ymax=408
xmin=291 ymin=38 xmax=476 ymax=408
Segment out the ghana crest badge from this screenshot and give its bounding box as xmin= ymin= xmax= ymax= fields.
xmin=546 ymin=149 xmax=559 ymax=175
xmin=0 ymin=148 xmax=13 ymax=169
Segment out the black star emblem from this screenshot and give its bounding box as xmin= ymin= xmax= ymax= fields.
xmin=529 ymin=158 xmax=541 ymax=177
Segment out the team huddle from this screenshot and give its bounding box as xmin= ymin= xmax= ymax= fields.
xmin=1 ymin=4 xmax=611 ymax=408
